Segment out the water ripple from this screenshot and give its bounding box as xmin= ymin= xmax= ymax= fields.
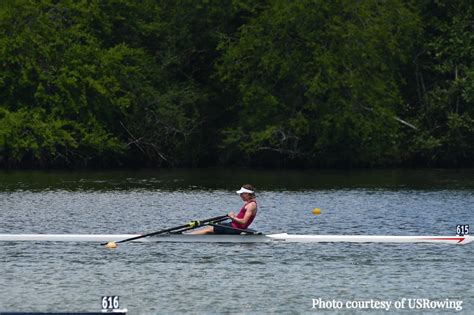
xmin=0 ymin=176 xmax=473 ymax=313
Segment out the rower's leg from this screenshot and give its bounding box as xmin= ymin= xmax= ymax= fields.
xmin=189 ymin=226 xmax=214 ymax=234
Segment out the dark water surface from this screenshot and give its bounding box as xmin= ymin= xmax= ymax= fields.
xmin=0 ymin=169 xmax=473 ymax=314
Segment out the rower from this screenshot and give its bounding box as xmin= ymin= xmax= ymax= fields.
xmin=191 ymin=184 xmax=258 ymax=235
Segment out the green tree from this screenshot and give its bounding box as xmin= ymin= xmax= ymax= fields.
xmin=0 ymin=0 xmax=158 ymax=167
xmin=409 ymin=1 xmax=474 ymax=166
xmin=217 ymin=0 xmax=420 ymax=167
xmin=122 ymin=0 xmax=260 ymax=166
xmin=0 ymin=0 xmax=260 ymax=168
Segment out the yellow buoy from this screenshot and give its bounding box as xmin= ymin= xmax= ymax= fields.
xmin=105 ymin=242 xmax=118 ymax=249
xmin=312 ymin=208 xmax=321 ymax=215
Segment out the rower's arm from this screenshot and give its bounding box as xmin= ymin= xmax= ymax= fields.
xmin=229 ymin=203 xmax=256 ymax=225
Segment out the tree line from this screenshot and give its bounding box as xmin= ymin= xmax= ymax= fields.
xmin=0 ymin=0 xmax=473 ymax=168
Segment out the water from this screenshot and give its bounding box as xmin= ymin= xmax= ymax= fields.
xmin=0 ymin=169 xmax=473 ymax=314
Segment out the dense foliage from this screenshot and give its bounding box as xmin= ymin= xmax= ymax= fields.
xmin=0 ymin=0 xmax=472 ymax=168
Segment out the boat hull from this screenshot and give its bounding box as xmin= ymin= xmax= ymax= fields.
xmin=0 ymin=233 xmax=471 ymax=244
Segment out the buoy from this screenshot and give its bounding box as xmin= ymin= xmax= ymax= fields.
xmin=312 ymin=208 xmax=321 ymax=215
xmin=105 ymin=242 xmax=118 ymax=249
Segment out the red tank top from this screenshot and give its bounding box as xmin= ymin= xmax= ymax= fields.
xmin=231 ymin=200 xmax=257 ymax=230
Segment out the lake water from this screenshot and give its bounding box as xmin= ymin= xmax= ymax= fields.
xmin=0 ymin=169 xmax=473 ymax=314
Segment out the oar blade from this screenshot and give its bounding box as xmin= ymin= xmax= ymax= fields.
xmin=105 ymin=241 xmax=118 ymax=249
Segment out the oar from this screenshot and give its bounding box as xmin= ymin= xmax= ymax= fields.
xmin=103 ymin=214 xmax=229 ymax=248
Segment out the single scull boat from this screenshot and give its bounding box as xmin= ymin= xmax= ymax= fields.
xmin=2 ymin=216 xmax=469 ymax=245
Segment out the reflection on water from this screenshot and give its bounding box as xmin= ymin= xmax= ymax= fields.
xmin=1 ymin=168 xmax=474 ymax=191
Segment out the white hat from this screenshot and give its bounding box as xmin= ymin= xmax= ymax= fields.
xmin=236 ymin=187 xmax=254 ymax=194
